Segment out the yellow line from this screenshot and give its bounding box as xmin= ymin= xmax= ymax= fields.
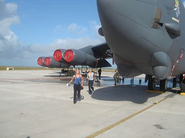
xmin=86 ymin=98 xmax=167 ymax=138
xmin=146 ymin=90 xmax=164 ymax=94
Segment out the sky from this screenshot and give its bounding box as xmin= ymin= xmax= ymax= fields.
xmin=0 ymin=0 xmax=105 ymax=67
xmin=0 ymin=0 xmax=185 ymax=67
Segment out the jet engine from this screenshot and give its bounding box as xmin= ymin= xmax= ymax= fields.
xmin=37 ymin=57 xmax=46 ymax=67
xmin=44 ymin=57 xmax=70 ymax=68
xmin=53 ymin=49 xmax=66 ymax=63
xmin=63 ymin=49 xmax=97 ymax=67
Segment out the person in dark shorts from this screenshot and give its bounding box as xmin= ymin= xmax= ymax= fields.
xmin=68 ymin=69 xmax=83 ymax=104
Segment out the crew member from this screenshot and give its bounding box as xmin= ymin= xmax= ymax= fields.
xmin=68 ymin=69 xmax=83 ymax=104
xmin=139 ymin=78 xmax=142 ymax=84
xmin=87 ymin=68 xmax=96 ymax=94
xmin=113 ymin=69 xmax=120 ymax=86
xmin=98 ymin=68 xmax=102 ymax=80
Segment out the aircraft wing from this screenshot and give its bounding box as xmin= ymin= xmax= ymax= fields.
xmin=37 ymin=42 xmax=112 ymax=68
xmin=91 ymin=42 xmax=112 ymax=59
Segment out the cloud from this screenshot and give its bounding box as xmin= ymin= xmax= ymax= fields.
xmin=183 ymin=1 xmax=185 ymax=7
xmin=89 ymin=21 xmax=105 ymax=42
xmin=0 ymin=15 xmax=19 ymax=36
xmin=0 ymin=1 xmax=17 ymax=19
xmin=0 ymin=0 xmax=105 ymax=67
xmin=67 ymin=23 xmax=87 ymax=34
xmin=0 ymin=1 xmax=22 ymax=62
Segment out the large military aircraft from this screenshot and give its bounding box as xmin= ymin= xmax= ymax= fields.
xmin=38 ymin=0 xmax=185 ymax=91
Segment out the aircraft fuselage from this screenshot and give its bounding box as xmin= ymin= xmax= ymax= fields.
xmin=97 ymin=0 xmax=185 ymax=79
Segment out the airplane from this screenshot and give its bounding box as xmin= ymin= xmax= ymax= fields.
xmin=38 ymin=0 xmax=185 ymax=92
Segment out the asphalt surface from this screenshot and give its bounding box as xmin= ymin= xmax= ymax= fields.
xmin=0 ymin=70 xmax=185 ymax=138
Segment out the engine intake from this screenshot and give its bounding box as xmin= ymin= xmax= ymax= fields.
xmin=37 ymin=57 xmax=46 ymax=67
xmin=53 ymin=49 xmax=66 ymax=63
xmin=44 ymin=57 xmax=70 ymax=68
xmin=64 ymin=49 xmax=97 ymax=67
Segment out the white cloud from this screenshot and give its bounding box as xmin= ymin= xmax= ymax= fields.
xmin=6 ymin=3 xmax=17 ymax=14
xmin=89 ymin=21 xmax=105 ymax=42
xmin=0 ymin=0 xmax=105 ymax=67
xmin=0 ymin=15 xmax=19 ymax=36
xmin=0 ymin=1 xmax=22 ymax=62
xmin=183 ymin=1 xmax=185 ymax=7
xmin=67 ymin=23 xmax=87 ymax=34
xmin=0 ymin=1 xmax=17 ymax=19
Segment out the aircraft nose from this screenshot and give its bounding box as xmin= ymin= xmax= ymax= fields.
xmin=97 ymin=0 xmax=112 ymax=15
xmin=97 ymin=0 xmax=115 ymax=26
xmin=97 ymin=0 xmax=107 ymax=8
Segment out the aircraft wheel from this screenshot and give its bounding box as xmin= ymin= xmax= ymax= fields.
xmin=173 ymin=78 xmax=177 ymax=88
xmin=160 ymin=79 xmax=167 ymax=92
xmin=180 ymin=74 xmax=183 ymax=84
xmin=148 ymin=77 xmax=155 ymax=90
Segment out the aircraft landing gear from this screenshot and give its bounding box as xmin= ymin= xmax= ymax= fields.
xmin=160 ymin=79 xmax=167 ymax=92
xmin=148 ymin=76 xmax=155 ymax=90
xmin=147 ymin=75 xmax=167 ymax=92
xmin=173 ymin=78 xmax=177 ymax=88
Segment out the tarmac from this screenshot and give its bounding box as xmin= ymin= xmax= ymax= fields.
xmin=0 ymin=70 xmax=185 ymax=138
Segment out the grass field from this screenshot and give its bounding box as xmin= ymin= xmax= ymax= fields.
xmin=0 ymin=66 xmax=56 ymax=71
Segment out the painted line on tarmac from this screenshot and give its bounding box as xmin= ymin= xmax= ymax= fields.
xmin=86 ymin=98 xmax=167 ymax=138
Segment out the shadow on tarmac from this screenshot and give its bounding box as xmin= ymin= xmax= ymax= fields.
xmin=91 ymin=85 xmax=161 ymax=104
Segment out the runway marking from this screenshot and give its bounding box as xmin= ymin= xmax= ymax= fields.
xmin=180 ymin=93 xmax=185 ymax=95
xmin=146 ymin=90 xmax=165 ymax=94
xmin=86 ymin=98 xmax=167 ymax=138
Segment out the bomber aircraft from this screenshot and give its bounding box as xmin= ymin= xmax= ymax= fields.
xmin=38 ymin=0 xmax=185 ymax=91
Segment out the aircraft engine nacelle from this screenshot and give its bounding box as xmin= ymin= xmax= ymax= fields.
xmin=53 ymin=49 xmax=66 ymax=63
xmin=63 ymin=49 xmax=97 ymax=67
xmin=44 ymin=57 xmax=70 ymax=68
xmin=37 ymin=57 xmax=47 ymax=67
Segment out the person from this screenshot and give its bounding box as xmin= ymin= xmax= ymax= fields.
xmin=98 ymin=68 xmax=102 ymax=80
xmin=139 ymin=78 xmax=142 ymax=84
xmin=68 ymin=69 xmax=83 ymax=104
xmin=113 ymin=69 xmax=120 ymax=86
xmin=87 ymin=68 xmax=96 ymax=94
xmin=130 ymin=78 xmax=134 ymax=84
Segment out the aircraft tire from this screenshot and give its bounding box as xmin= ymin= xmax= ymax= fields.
xmin=173 ymin=78 xmax=177 ymax=88
xmin=160 ymin=79 xmax=167 ymax=92
xmin=148 ymin=77 xmax=155 ymax=90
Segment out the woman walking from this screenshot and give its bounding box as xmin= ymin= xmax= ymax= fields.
xmin=87 ymin=68 xmax=96 ymax=94
xmin=68 ymin=69 xmax=83 ymax=104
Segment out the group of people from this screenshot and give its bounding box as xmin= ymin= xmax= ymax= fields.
xmin=68 ymin=68 xmax=99 ymax=104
